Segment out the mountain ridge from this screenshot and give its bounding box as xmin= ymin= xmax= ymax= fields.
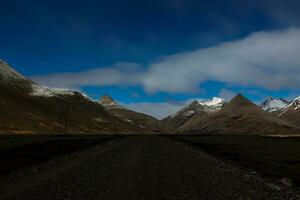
xmin=161 ymin=97 xmax=226 ymax=129
xmin=261 ymin=97 xmax=289 ymax=113
xmin=98 ymin=95 xmax=172 ymax=133
xmin=0 ymin=60 xmax=149 ymax=134
xmin=179 ymin=94 xmax=299 ymax=135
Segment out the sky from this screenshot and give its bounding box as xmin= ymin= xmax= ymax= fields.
xmin=1 ymin=0 xmax=300 ymax=118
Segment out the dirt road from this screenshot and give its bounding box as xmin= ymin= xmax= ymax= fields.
xmin=0 ymin=136 xmax=297 ymax=200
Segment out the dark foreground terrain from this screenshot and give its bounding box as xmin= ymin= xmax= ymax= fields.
xmin=0 ymin=135 xmax=116 ymax=183
xmin=0 ymin=135 xmax=299 ymax=200
xmin=173 ymin=135 xmax=300 ymax=186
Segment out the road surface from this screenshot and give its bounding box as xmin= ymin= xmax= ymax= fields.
xmin=0 ymin=136 xmax=298 ymax=200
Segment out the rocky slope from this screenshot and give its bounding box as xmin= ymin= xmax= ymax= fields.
xmin=0 ymin=60 xmax=145 ymax=134
xmin=279 ymin=97 xmax=300 ymax=128
xmin=161 ymin=101 xmax=206 ymax=129
xmin=260 ymin=97 xmax=289 ymax=114
xmin=98 ymin=96 xmax=171 ymax=133
xmin=179 ymin=94 xmax=299 ymax=135
xmin=161 ymin=97 xmax=225 ymax=129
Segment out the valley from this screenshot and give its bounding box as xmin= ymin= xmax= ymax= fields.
xmin=2 ymin=1 xmax=300 ymax=199
xmin=1 ymin=60 xmax=300 ymax=199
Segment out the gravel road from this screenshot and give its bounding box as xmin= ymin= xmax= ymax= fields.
xmin=0 ymin=136 xmax=298 ymax=200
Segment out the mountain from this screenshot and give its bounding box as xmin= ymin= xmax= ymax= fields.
xmin=161 ymin=101 xmax=206 ymax=129
xmin=161 ymin=97 xmax=225 ymax=129
xmin=0 ymin=60 xmax=145 ymax=134
xmin=98 ymin=95 xmax=171 ymax=133
xmin=199 ymin=97 xmax=225 ymax=112
xmin=98 ymin=95 xmax=124 ymax=109
xmin=279 ymin=97 xmax=300 ymax=128
xmin=179 ymin=94 xmax=299 ymax=135
xmin=261 ymin=97 xmax=289 ymax=113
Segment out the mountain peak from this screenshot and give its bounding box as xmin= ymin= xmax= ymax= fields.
xmin=99 ymin=95 xmax=114 ymax=104
xmin=98 ymin=95 xmax=123 ymax=109
xmin=189 ymin=100 xmax=200 ymax=105
xmin=223 ymin=93 xmax=256 ymax=111
xmin=261 ymin=97 xmax=288 ymax=113
xmin=200 ymin=97 xmax=225 ymax=107
xmin=294 ymin=96 xmax=300 ymax=101
xmin=232 ymin=93 xmax=248 ymax=101
xmin=0 ymin=60 xmax=28 ymax=82
xmin=284 ymin=96 xmax=300 ymax=111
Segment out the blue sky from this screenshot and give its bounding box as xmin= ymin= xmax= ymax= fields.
xmin=1 ymin=0 xmax=300 ymax=118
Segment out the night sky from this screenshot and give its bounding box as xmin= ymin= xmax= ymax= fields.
xmin=1 ymin=0 xmax=300 ymax=118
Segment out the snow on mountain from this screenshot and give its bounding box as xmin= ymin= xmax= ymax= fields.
xmin=169 ymin=101 xmax=202 ymax=118
xmin=182 ymin=110 xmax=196 ymax=117
xmin=30 ymin=84 xmax=76 ymax=97
xmin=261 ymin=97 xmax=289 ymax=113
xmin=0 ymin=60 xmax=28 ymax=82
xmin=199 ymin=97 xmax=225 ymax=110
xmin=169 ymin=97 xmax=225 ymax=119
xmin=0 ymin=60 xmax=89 ymax=98
xmin=283 ymin=96 xmax=300 ymax=111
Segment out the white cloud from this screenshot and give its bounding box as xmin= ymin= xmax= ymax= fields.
xmin=219 ymin=89 xmax=237 ymax=101
xmin=123 ymin=102 xmax=184 ymax=119
xmin=31 ymin=28 xmax=300 ymax=94
xmin=31 ymin=62 xmax=143 ymax=89
xmin=142 ymin=27 xmax=300 ymax=93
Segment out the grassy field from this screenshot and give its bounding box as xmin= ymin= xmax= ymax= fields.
xmin=0 ymin=135 xmax=116 ymax=181
xmin=171 ymin=135 xmax=300 ymax=186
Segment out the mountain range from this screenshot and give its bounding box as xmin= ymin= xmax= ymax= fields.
xmin=98 ymin=95 xmax=171 ymax=133
xmin=0 ymin=59 xmax=299 ymax=135
xmin=0 ymin=60 xmax=148 ymax=134
xmin=161 ymin=97 xmax=225 ymax=129
xmin=179 ymin=94 xmax=298 ymax=135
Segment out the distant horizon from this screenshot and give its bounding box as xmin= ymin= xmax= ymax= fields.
xmin=2 ymin=57 xmax=300 ymax=119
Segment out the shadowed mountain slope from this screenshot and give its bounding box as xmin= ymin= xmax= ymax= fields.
xmin=161 ymin=101 xmax=206 ymax=129
xmin=0 ymin=60 xmax=145 ymax=134
xmin=279 ymin=97 xmax=300 ymax=128
xmin=161 ymin=97 xmax=225 ymax=129
xmin=98 ymin=95 xmax=172 ymax=133
xmin=179 ymin=94 xmax=299 ymax=135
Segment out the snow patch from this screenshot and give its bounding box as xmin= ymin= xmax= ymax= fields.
xmin=0 ymin=60 xmax=28 ymax=81
xmin=169 ymin=97 xmax=225 ymax=119
xmin=261 ymin=98 xmax=288 ymax=112
xmin=30 ymin=84 xmax=75 ymax=97
xmin=289 ymin=96 xmax=300 ymax=111
xmin=200 ymin=97 xmax=225 ymax=107
xmin=280 ymin=96 xmax=300 ymax=114
xmin=183 ymin=110 xmax=195 ymax=117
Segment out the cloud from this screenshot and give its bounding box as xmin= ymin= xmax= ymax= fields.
xmin=122 ymin=97 xmax=210 ymax=119
xmin=142 ymin=27 xmax=300 ymax=93
xmin=31 ymin=62 xmax=143 ymax=89
xmin=262 ymin=0 xmax=300 ymax=26
xmin=32 ymin=28 xmax=300 ymax=95
xmin=219 ymin=89 xmax=237 ymax=101
xmin=123 ymin=102 xmax=184 ymax=119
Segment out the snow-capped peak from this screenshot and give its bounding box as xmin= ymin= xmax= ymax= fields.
xmin=0 ymin=60 xmax=28 ymax=82
xmin=261 ymin=97 xmax=289 ymax=113
xmin=200 ymin=97 xmax=225 ymax=107
xmin=169 ymin=97 xmax=225 ymax=119
xmin=284 ymin=96 xmax=300 ymax=111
